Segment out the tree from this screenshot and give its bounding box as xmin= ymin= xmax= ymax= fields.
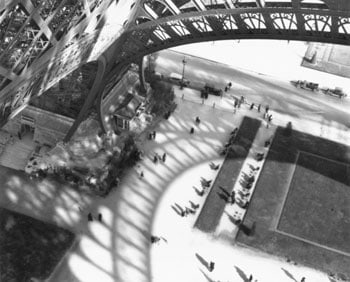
xmin=149 ymin=81 xmax=175 ymax=116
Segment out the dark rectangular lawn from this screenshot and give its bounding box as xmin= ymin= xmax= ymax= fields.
xmin=0 ymin=208 xmax=75 ymax=281
xmin=278 ymin=152 xmax=350 ymax=254
xmin=236 ymin=127 xmax=350 ymax=279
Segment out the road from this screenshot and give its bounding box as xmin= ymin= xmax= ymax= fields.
xmin=154 ymin=49 xmax=350 ymax=130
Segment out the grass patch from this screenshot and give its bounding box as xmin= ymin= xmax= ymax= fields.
xmin=236 ymin=127 xmax=350 ymax=279
xmin=277 ymin=152 xmax=350 ymax=253
xmin=195 ymin=116 xmax=261 ymax=232
xmin=0 ymin=208 xmax=75 ymax=281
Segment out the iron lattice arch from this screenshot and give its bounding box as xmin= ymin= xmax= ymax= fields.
xmin=115 ymin=0 xmax=350 ymax=64
xmin=0 ymin=0 xmax=108 ymax=91
xmin=0 ymin=0 xmax=114 ymax=126
xmin=0 ymin=0 xmax=350 ymax=135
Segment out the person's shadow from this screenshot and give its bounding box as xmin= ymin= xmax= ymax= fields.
xmin=195 ymin=253 xmax=210 ymax=270
xmin=234 ymin=266 xmax=250 ymax=282
xmin=281 ymin=268 xmax=298 ymax=282
xmin=199 ymin=269 xmax=215 ymax=282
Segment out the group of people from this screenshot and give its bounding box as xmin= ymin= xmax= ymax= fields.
xmin=190 ymin=116 xmax=202 ymax=134
xmin=224 ymin=81 xmax=232 ymax=92
xmin=153 ymin=152 xmax=166 ymax=164
xmin=221 ymin=127 xmax=238 ymax=155
xmin=87 ymin=212 xmax=103 ymax=222
xmin=173 ymin=201 xmax=200 ymax=217
xmin=148 ymin=130 xmax=157 ymax=140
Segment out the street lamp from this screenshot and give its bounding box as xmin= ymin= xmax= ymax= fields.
xmin=181 ymin=56 xmax=187 ymax=89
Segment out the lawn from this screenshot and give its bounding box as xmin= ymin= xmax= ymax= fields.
xmin=277 ymin=152 xmax=350 ymax=254
xmin=236 ymin=127 xmax=350 ymax=279
xmin=195 ymin=116 xmax=261 ymax=232
xmin=0 ymin=208 xmax=75 ymax=281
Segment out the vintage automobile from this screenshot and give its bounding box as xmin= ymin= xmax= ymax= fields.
xmin=168 ymin=72 xmax=190 ymax=88
xmin=320 ymin=87 xmax=347 ymax=99
xmin=201 ymin=83 xmax=223 ymax=97
xmin=291 ymin=80 xmax=319 ymax=92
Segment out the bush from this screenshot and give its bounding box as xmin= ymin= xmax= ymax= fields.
xmin=150 ymin=81 xmax=175 ymax=116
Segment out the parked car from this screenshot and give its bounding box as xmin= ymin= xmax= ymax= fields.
xmin=320 ymin=87 xmax=347 ymax=99
xmin=202 ymin=83 xmax=223 ymax=96
xmin=291 ymin=80 xmax=319 ymax=92
xmin=168 ymin=72 xmax=190 ymax=87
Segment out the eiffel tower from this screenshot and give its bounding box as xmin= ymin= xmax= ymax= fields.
xmin=0 ymin=0 xmax=349 ymax=145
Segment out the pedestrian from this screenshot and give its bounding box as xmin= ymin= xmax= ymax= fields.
xmin=190 ymin=127 xmax=194 ymax=134
xmin=265 ymin=105 xmax=269 ymax=113
xmin=249 ymin=274 xmax=253 ymax=281
xmin=257 ymin=104 xmax=261 ymax=112
xmin=151 ymin=235 xmax=160 ymax=244
xmin=268 ymin=114 xmax=272 ymax=122
xmin=153 ymin=130 xmax=156 ymax=139
xmin=162 ymin=153 xmax=166 ymax=162
xmin=17 ymin=132 xmax=22 ymax=140
xmin=98 ymin=213 xmax=103 ymax=222
xmin=230 ymin=191 xmax=235 ymax=204
xmin=153 ymin=155 xmax=158 ymax=163
xmin=195 ymin=116 xmax=201 ymax=124
xmin=140 ymin=171 xmax=144 ymax=178
xmin=250 ymin=103 xmax=254 ymax=110
xmin=209 ymin=261 xmax=215 ymax=272
xmin=300 ymin=278 xmax=305 ymax=282
xmin=88 ymin=213 xmax=93 ymax=222
xmin=148 ymin=132 xmax=152 ymax=140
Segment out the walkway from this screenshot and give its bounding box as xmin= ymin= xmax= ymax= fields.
xmin=50 ymin=90 xmax=334 ymax=282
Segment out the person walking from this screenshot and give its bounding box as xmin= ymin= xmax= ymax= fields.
xmin=190 ymin=127 xmax=194 ymax=134
xmin=162 ymin=153 xmax=167 ymax=162
xmin=98 ymin=213 xmax=103 ymax=222
xmin=300 ymin=278 xmax=305 ymax=282
xmin=248 ymin=274 xmax=253 ymax=281
xmin=257 ymin=104 xmax=261 ymax=112
xmin=140 ymin=171 xmax=144 ymax=178
xmin=265 ymin=105 xmax=269 ymax=113
xmin=209 ymin=261 xmax=215 ymax=272
xmin=230 ymin=191 xmax=235 ymax=204
xmin=88 ymin=213 xmax=93 ymax=222
xmin=153 ymin=131 xmax=156 ymax=139
xmin=151 ymin=235 xmax=161 ymax=244
xmin=153 ymin=155 xmax=158 ymax=163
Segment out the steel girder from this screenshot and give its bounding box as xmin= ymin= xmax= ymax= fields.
xmin=0 ymin=0 xmax=119 ymax=127
xmin=113 ymin=7 xmax=350 ymax=67
xmin=0 ymin=0 xmax=350 ymax=131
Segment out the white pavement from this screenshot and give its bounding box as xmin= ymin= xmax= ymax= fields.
xmin=4 ymin=40 xmax=350 ymax=281
xmin=48 ymin=83 xmax=348 ymax=281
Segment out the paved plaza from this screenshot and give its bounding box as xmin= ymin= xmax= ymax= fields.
xmin=1 ymin=41 xmax=350 ymax=282
xmin=2 ymin=84 xmax=348 ymax=281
